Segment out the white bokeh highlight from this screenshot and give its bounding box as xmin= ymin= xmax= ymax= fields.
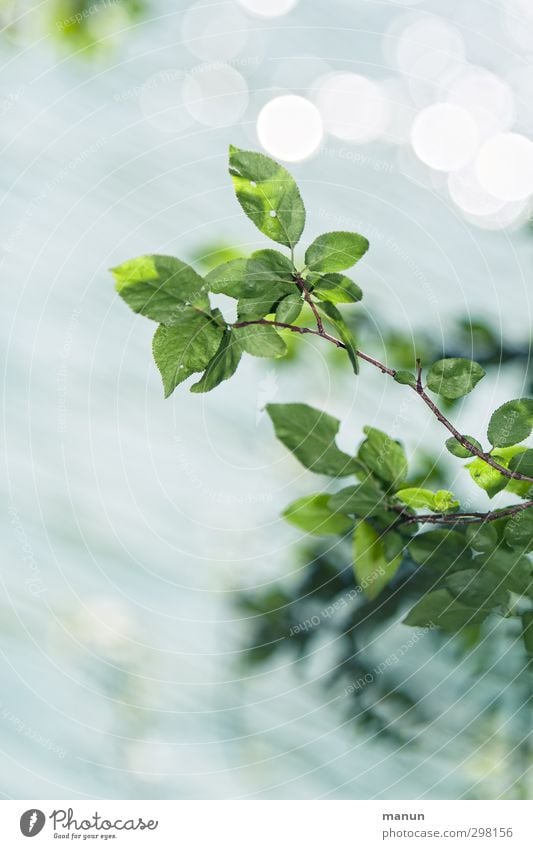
xmin=446 ymin=67 xmax=515 ymax=140
xmin=183 ymin=63 xmax=249 ymax=127
xmin=181 ymin=1 xmax=249 ymax=61
xmin=237 ymin=0 xmax=299 ymax=17
xmin=315 ymin=73 xmax=389 ymax=143
xmin=411 ymin=103 xmax=479 ymax=171
xmin=257 ymin=95 xmax=323 ymax=161
xmin=475 ymin=132 xmax=533 ymax=201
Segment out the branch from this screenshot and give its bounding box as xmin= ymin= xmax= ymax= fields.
xmin=395 ymin=498 xmax=533 ymax=527
xmin=232 ymin=315 xmax=533 ymax=485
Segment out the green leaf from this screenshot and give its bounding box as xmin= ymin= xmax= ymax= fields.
xmin=465 ymin=522 xmax=498 ymax=553
xmin=394 ymin=370 xmax=416 ymax=387
xmin=316 ymin=301 xmax=359 ymax=374
xmin=328 ymin=479 xmax=386 ymax=517
xmin=229 ymin=145 xmax=305 ymax=249
xmin=508 ymin=448 xmax=533 ymax=477
xmin=444 ymin=569 xmax=508 ymax=609
xmin=304 ymin=231 xmax=369 ymax=273
xmin=358 ymin=426 xmax=408 ymax=487
xmin=403 ymin=589 xmax=490 ymax=631
xmin=190 ymin=329 xmax=241 ymax=393
xmin=353 ymin=521 xmax=402 ymax=599
xmin=426 ymin=358 xmax=485 ymax=400
xmin=205 ymin=259 xmax=248 ymax=297
xmin=266 ymin=403 xmax=358 ymax=477
xmin=233 ymin=323 xmax=287 ymax=358
xmin=283 ymin=493 xmax=353 ymax=536
xmin=479 ymin=548 xmax=532 ymax=595
xmin=487 ymin=398 xmax=533 ymax=447
xmin=396 ymin=487 xmax=458 ymax=512
xmin=275 ymin=292 xmax=303 ymax=324
xmin=408 ymin=529 xmax=470 ymax=570
xmin=112 ymin=255 xmax=208 ymax=321
xmin=311 ymin=272 xmax=363 ymax=304
xmin=236 ymin=250 xmax=296 ymax=320
xmin=504 ymin=506 xmax=533 ymax=553
xmin=152 ymin=310 xmax=224 ymax=397
xmin=467 ymin=458 xmax=509 ymax=499
xmin=445 ymin=435 xmax=483 ymax=458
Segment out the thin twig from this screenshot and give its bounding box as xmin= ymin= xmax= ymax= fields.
xmin=396 ymin=498 xmax=533 ymax=526
xmin=232 ymin=314 xmax=533 ymax=486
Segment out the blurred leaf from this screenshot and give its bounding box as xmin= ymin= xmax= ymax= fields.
xmin=283 ymin=494 xmax=353 ymax=536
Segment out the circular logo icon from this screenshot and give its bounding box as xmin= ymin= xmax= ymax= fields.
xmin=20 ymin=810 xmax=46 ymax=837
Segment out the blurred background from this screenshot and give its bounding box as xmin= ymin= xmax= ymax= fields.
xmin=1 ymin=0 xmax=532 ymax=799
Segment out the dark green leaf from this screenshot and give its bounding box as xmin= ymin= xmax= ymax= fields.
xmin=112 ymin=255 xmax=208 ymax=321
xmin=426 ymin=358 xmax=485 ymax=399
xmin=445 ymin=435 xmax=482 ymax=458
xmin=328 ymin=479 xmax=386 ymax=517
xmin=190 ymin=329 xmax=241 ymax=393
xmin=311 ymin=272 xmax=363 ymax=304
xmin=404 ymin=589 xmax=490 ymax=631
xmin=503 ymin=506 xmax=533 ymax=553
xmin=444 ymin=569 xmax=508 ymax=609
xmin=487 ymin=398 xmax=533 ymax=447
xmin=465 ymin=522 xmax=498 ymax=553
xmin=229 ymin=145 xmax=305 ymax=249
xmin=283 ymin=493 xmax=352 ymax=536
xmin=275 ymin=292 xmax=302 ymax=324
xmin=266 ymin=403 xmax=358 ymax=477
xmin=236 ymin=250 xmax=296 ymax=319
xmin=353 ymin=521 xmax=402 ymax=599
xmin=152 ymin=310 xmax=224 ymax=397
xmin=358 ymin=426 xmax=408 ymax=487
xmin=479 ymin=547 xmax=532 ymax=595
xmin=305 ymin=231 xmax=369 ymax=273
xmin=233 ymin=323 xmax=287 ymax=357
xmin=408 ymin=529 xmax=470 ymax=570
xmin=508 ymin=448 xmax=533 ymax=477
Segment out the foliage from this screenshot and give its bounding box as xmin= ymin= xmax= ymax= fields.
xmin=112 ymin=145 xmax=533 ymax=660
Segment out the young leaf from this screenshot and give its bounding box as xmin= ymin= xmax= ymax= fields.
xmin=304 ymin=231 xmax=369 ymax=273
xmin=353 ymin=521 xmax=402 ymax=600
xmin=396 ymin=487 xmax=458 ymax=512
xmin=316 ymin=301 xmax=359 ymax=374
xmin=283 ymin=493 xmax=353 ymax=536
xmin=266 ymin=403 xmax=358 ymax=477
xmin=112 ymin=255 xmax=208 ymax=321
xmin=426 ymin=358 xmax=485 ymax=399
xmin=403 ymin=589 xmax=489 ymax=631
xmin=466 ymin=458 xmax=509 ymax=498
xmin=190 ymin=329 xmax=241 ymax=393
xmin=152 ymin=310 xmax=224 ymax=397
xmin=311 ymin=272 xmax=363 ymax=304
xmin=275 ymin=292 xmax=302 ymax=324
xmin=487 ymin=398 xmax=533 ymax=447
xmin=328 ymin=479 xmax=386 ymax=517
xmin=445 ymin=435 xmax=482 ymax=458
xmin=394 ymin=370 xmax=416 ymax=387
xmin=229 ymin=145 xmax=305 ymax=249
xmin=358 ymin=426 xmax=408 ymax=487
xmin=233 ymin=323 xmax=287 ymax=357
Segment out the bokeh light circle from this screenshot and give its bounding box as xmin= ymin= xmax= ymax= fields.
xmin=475 ymin=132 xmax=533 ymax=201
xmin=181 ymin=1 xmax=249 ymax=62
xmin=183 ymin=63 xmax=249 ymax=127
xmin=315 ymin=72 xmax=389 ymax=143
xmin=257 ymin=95 xmax=323 ymax=161
xmin=237 ymin=0 xmax=299 ymax=17
xmin=411 ymin=103 xmax=479 ymax=171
